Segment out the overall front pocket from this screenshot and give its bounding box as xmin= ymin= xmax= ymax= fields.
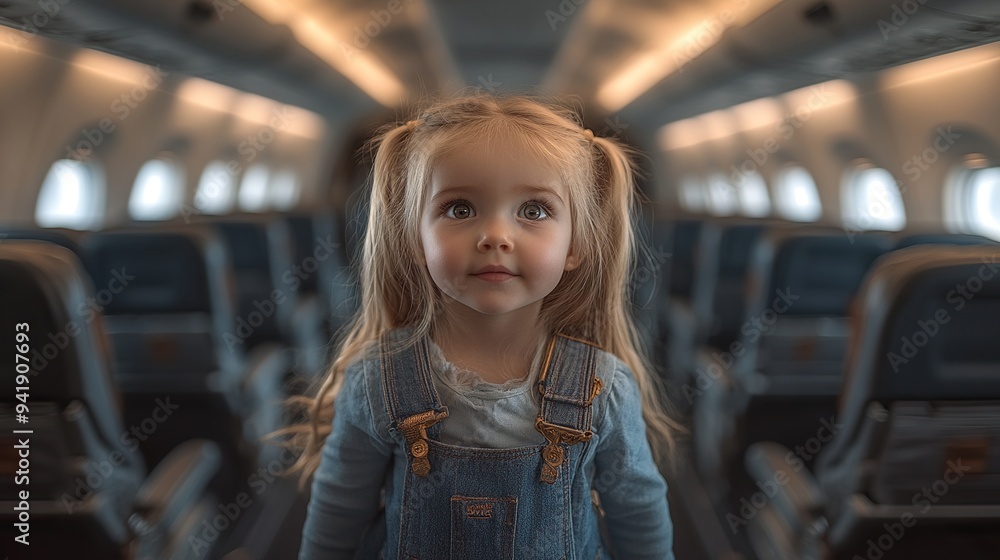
xmin=450 ymin=495 xmax=517 ymax=560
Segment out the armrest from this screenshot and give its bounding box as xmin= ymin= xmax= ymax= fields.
xmin=289 ymin=295 xmax=330 ymax=377
xmin=241 ymin=344 xmax=291 ymax=464
xmin=242 ymin=343 xmax=290 ymax=398
xmin=745 ymin=442 xmax=826 ymax=535
xmin=134 ymin=439 xmax=222 ymax=533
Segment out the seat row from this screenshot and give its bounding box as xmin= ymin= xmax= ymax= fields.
xmin=642 ymin=217 xmax=1000 ymax=559
xmin=0 ymin=211 xmax=356 ymax=559
xmin=0 ymin=241 xmax=220 ymax=559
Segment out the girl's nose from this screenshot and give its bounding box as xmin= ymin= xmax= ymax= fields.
xmin=477 ymin=219 xmax=512 ymax=252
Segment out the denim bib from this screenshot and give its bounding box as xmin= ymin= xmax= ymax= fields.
xmin=377 ymin=327 xmax=609 ymax=560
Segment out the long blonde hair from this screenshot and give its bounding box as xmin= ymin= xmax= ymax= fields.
xmin=283 ymin=94 xmax=682 ymax=486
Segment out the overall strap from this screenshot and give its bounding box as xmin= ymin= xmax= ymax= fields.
xmin=379 ymin=327 xmax=448 ymax=477
xmin=535 ymin=333 xmax=604 ymax=484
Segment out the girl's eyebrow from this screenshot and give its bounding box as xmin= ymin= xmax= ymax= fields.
xmin=431 ymin=184 xmax=565 ymax=204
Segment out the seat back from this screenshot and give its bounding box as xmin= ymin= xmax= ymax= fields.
xmin=704 ymin=223 xmax=767 ymax=350
xmin=84 ymin=228 xmax=240 ymax=383
xmin=83 ymin=228 xmax=253 ymax=473
xmin=816 ymin=246 xmax=1000 ymax=551
xmin=737 ymin=229 xmax=893 ymax=386
xmin=630 ymin=206 xmax=672 ymax=352
xmin=284 ymin=212 xmax=355 ymax=323
xmin=0 ymin=241 xmax=144 ymax=557
xmin=667 ymin=219 xmax=706 ymax=300
xmin=212 ymin=218 xmax=296 ymax=350
xmin=662 ymin=219 xmax=720 ymax=380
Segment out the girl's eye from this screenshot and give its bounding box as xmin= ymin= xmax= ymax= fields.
xmin=443 ymin=200 xmax=474 ymax=219
xmin=519 ymin=201 xmax=551 ymax=221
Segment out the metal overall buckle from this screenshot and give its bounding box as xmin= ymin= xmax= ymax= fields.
xmin=535 ymin=419 xmax=593 ymax=484
xmin=399 ymin=409 xmax=448 ymax=477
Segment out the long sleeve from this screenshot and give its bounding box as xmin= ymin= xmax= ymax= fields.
xmin=593 ymin=364 xmax=675 ymax=560
xmin=299 ymin=363 xmax=394 ymax=560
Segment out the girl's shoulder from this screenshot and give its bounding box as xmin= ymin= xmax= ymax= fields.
xmin=559 ymin=334 xmax=631 ymax=379
xmin=590 ymin=348 xmax=635 ymax=411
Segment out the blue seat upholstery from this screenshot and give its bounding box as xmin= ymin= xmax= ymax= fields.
xmin=0 ymin=241 xmax=220 ymax=559
xmin=745 ymin=245 xmax=1000 ymax=559
xmin=667 ymin=220 xmax=707 ymax=300
xmin=704 ymin=223 xmax=768 ymax=351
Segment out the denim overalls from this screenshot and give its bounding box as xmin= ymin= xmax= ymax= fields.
xmin=299 ymin=325 xmax=675 ymax=560
xmin=377 ymin=326 xmax=607 ymax=559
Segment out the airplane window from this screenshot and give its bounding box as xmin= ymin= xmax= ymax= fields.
xmin=950 ymin=166 xmax=1000 ymax=240
xmin=841 ymin=166 xmax=906 ymax=231
xmin=707 ymin=173 xmax=739 ymax=216
xmin=736 ymin=171 xmax=771 ymax=217
xmin=129 ymin=158 xmax=184 ymax=221
xmin=194 ymin=160 xmax=237 ymax=214
xmin=269 ymin=169 xmax=300 ymax=210
xmin=679 ymin=176 xmax=707 ymax=212
xmin=238 ymin=163 xmax=270 ymax=212
xmin=774 ymin=166 xmax=822 ymax=222
xmin=35 ymin=159 xmax=105 ymax=229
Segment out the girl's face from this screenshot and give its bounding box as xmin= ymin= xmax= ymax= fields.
xmin=419 ymin=137 xmax=581 ymax=321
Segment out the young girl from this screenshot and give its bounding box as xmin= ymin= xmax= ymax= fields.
xmin=287 ymin=95 xmax=680 ymax=559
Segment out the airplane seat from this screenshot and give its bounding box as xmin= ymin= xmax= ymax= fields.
xmin=211 ymin=218 xmax=310 ymax=454
xmin=0 ymin=227 xmax=87 ymax=261
xmin=693 ymin=228 xmax=892 ymax=497
xmin=629 ymin=207 xmax=668 ymax=361
xmin=662 ymin=219 xmax=718 ymax=385
xmin=281 ymin=213 xmax=344 ymax=378
xmin=894 ymin=231 xmax=997 ymax=250
xmin=0 ymin=241 xmax=220 ymax=559
xmin=305 ymin=212 xmax=358 ymax=338
xmin=639 ymin=212 xmax=675 ymax=375
xmin=212 ymin=219 xmax=296 ymax=350
xmin=688 ymin=223 xmax=767 ymax=422
xmin=83 ymin=228 xmax=285 ymax=475
xmin=744 ymin=245 xmax=1000 ymax=559
xmin=331 ymin=212 xmax=361 ymax=336
xmin=703 ymin=223 xmax=768 ymax=351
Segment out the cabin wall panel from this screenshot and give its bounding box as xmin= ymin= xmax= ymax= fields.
xmin=0 ymin=33 xmax=333 ymax=229
xmin=0 ymin=41 xmax=75 ymax=224
xmin=878 ymin=43 xmax=1000 ymax=227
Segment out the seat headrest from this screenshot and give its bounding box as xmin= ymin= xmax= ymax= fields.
xmin=751 ymin=231 xmax=893 ymax=317
xmin=0 ymin=228 xmax=85 ymax=261
xmin=215 ymin=221 xmax=271 ymax=271
xmin=668 ymin=220 xmax=705 ymax=298
xmin=717 ymin=224 xmax=766 ymax=278
xmin=894 ymin=232 xmax=996 ymax=250
xmin=849 ymin=246 xmax=1000 ymax=401
xmin=84 ymin=230 xmax=222 ymax=315
xmin=212 ymin=218 xmax=296 ymax=314
xmin=285 ymin=215 xmax=318 ymax=293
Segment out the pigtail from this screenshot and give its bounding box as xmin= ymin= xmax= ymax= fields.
xmin=588 ymin=132 xmax=686 ymax=468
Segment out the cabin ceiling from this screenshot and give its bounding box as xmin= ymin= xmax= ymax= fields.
xmin=2 ymin=0 xmax=999 ymax=140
